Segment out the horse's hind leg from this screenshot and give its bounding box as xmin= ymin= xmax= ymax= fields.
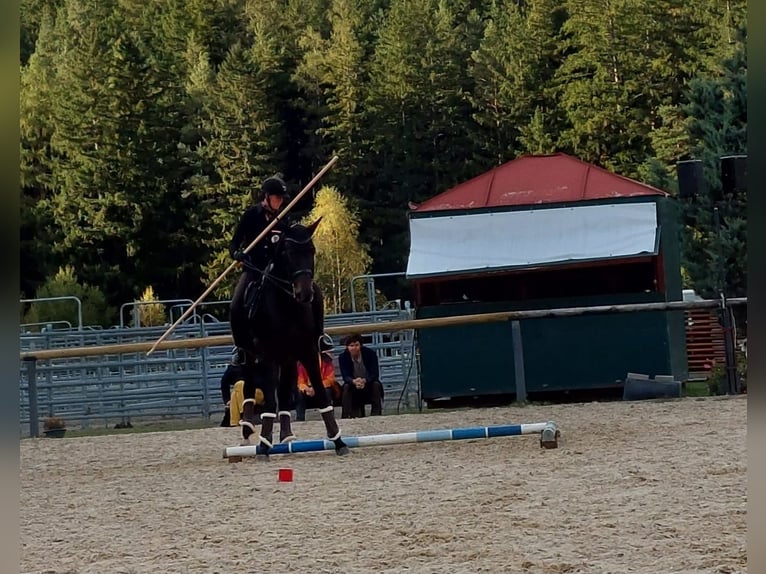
xmin=238 ymin=369 xmax=260 ymax=445
xmin=257 ymin=412 xmax=276 ymax=460
xmin=239 ymin=398 xmax=257 ymax=445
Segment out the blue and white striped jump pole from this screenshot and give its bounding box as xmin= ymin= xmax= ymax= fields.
xmin=224 ymin=421 xmax=560 ymax=459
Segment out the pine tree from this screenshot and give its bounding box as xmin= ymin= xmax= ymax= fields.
xmin=468 ymin=0 xmax=563 ymax=163
xmin=20 ymin=0 xmax=65 ymax=65
xmin=467 ymin=1 xmax=528 ymax=164
xmin=20 ymin=4 xmax=62 ymax=297
xmin=555 ymin=0 xmax=673 ymax=174
xmin=21 ymin=266 xmax=114 ymax=328
xmin=678 ymin=41 xmax=747 ymax=299
xmin=637 ymin=3 xmax=747 ymax=299
xmin=42 ymin=0 xmax=204 ymax=306
xmin=294 ymin=0 xmax=370 ymax=193
xmin=187 ymin=37 xmax=285 ymax=295
xmin=363 ymin=0 xmax=479 ymax=273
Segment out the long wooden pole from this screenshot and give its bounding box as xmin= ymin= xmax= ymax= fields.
xmin=223 ymin=422 xmax=558 ymax=458
xmin=146 ymin=156 xmax=339 ymax=356
xmin=20 ymin=297 xmax=746 ymax=361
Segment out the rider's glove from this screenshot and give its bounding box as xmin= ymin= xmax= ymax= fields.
xmin=233 ymin=250 xmax=247 ymax=262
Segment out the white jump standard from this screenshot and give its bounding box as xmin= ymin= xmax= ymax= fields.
xmin=224 ymin=421 xmax=560 ymax=460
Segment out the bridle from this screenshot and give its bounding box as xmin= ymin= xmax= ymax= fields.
xmin=283 ymin=235 xmax=315 ymax=282
xmin=242 ymin=230 xmax=315 ymax=300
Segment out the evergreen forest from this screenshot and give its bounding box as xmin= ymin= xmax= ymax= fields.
xmin=20 ymin=0 xmax=747 ymax=327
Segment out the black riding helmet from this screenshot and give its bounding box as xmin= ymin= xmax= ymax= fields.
xmin=250 ymin=175 xmax=289 ymax=204
xmin=262 ymin=175 xmax=289 ymax=199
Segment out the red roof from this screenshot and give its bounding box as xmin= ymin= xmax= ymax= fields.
xmin=412 ymin=153 xmax=667 ymax=212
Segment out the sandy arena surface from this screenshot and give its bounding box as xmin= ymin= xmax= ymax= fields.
xmin=20 ymin=396 xmax=747 ymax=574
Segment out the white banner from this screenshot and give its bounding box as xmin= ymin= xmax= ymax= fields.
xmin=406 ymin=202 xmax=659 ymax=278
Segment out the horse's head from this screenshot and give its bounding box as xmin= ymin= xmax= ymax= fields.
xmin=275 ymin=218 xmax=321 ymax=304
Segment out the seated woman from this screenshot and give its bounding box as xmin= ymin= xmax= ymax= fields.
xmin=295 ymin=335 xmax=342 ymax=422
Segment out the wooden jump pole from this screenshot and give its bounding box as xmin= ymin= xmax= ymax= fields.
xmin=19 ymin=297 xmax=746 ymax=362
xmin=146 ymin=155 xmax=339 ymax=356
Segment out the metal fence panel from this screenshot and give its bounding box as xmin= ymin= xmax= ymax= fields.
xmin=19 ymin=311 xmax=419 ymax=436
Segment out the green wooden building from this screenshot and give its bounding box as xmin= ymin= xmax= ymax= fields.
xmin=406 ymin=153 xmax=687 ymax=405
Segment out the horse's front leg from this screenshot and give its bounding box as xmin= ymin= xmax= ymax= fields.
xmin=299 ymin=347 xmax=349 ymax=456
xmin=255 ymin=363 xmax=279 ymax=461
xmin=238 ymin=365 xmax=260 ymax=446
xmin=277 ymin=361 xmax=297 ymax=444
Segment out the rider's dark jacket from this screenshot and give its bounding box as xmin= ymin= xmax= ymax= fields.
xmin=229 ymin=203 xmax=289 ymax=269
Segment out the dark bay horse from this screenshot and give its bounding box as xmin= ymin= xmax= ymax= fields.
xmin=237 ymin=219 xmax=349 ymax=457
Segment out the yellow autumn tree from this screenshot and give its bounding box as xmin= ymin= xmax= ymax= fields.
xmin=302 ymin=186 xmax=372 ymax=314
xmin=132 ymin=286 xmax=167 ymax=327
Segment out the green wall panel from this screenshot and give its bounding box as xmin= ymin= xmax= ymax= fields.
xmin=519 ymin=311 xmax=671 ymax=393
xmin=416 ymin=292 xmax=685 ymax=400
xmin=417 ymin=322 xmax=515 ymax=398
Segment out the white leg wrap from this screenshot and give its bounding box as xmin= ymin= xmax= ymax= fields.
xmin=259 ymin=435 xmax=273 ymax=449
xmin=319 ymin=405 xmax=334 ymax=414
xmin=328 ymin=429 xmax=341 ymax=441
xmin=278 ymin=411 xmax=291 ymax=418
xmin=242 ymin=398 xmax=256 ymax=406
xmin=260 ymin=412 xmax=277 ymax=420
xmin=239 ymin=420 xmax=256 ymax=432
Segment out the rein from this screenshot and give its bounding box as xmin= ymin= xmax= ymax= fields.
xmin=241 ymin=259 xmax=313 ymax=300
xmin=241 ymin=260 xmax=294 ymax=298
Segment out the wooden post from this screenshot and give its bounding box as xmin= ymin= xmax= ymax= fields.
xmin=510 ymin=320 xmax=527 ymax=403
xmin=24 ymin=358 xmax=39 ymax=437
xmin=719 ymin=294 xmax=739 ymax=394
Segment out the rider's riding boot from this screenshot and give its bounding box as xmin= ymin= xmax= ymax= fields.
xmin=279 ymin=411 xmax=296 ymax=443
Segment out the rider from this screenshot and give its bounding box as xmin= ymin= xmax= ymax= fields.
xmin=229 ymin=175 xmax=291 ymax=361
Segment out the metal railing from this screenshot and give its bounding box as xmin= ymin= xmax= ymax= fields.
xmin=20 ymin=296 xmax=84 ymax=331
xmin=19 ymin=309 xmax=419 ymax=437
